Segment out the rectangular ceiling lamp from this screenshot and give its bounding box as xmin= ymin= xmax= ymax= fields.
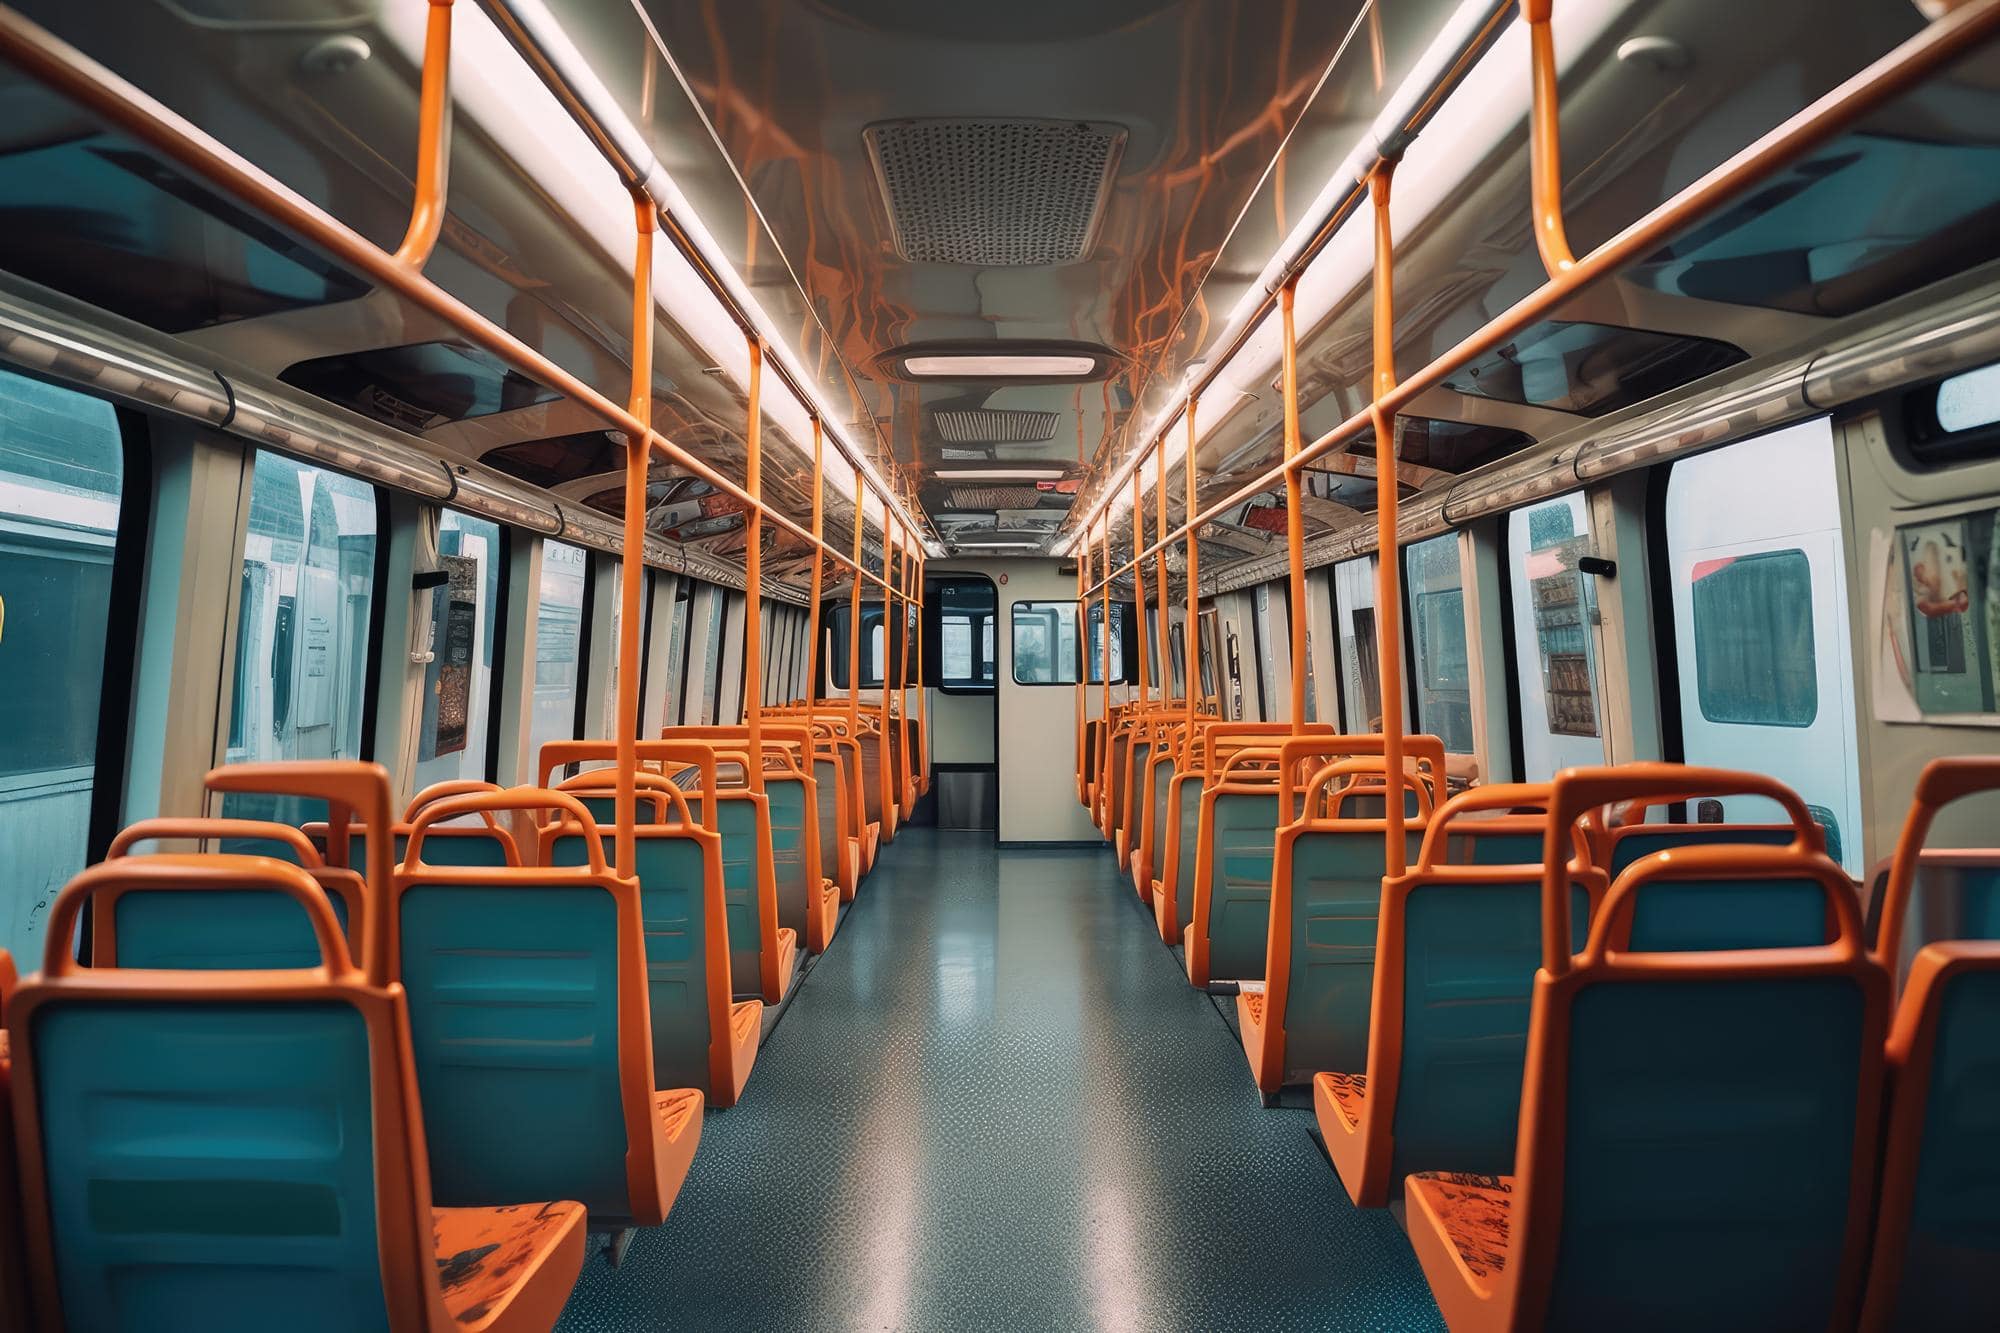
xmin=953 ymin=539 xmax=1042 ymax=549
xmin=934 ymin=468 xmax=1066 ymax=480
xmin=904 ymin=354 xmax=1097 ymax=378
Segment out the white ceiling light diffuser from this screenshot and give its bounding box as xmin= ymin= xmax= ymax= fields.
xmin=933 ymin=468 xmax=1067 ymax=481
xmin=903 ymin=354 xmax=1098 ymax=378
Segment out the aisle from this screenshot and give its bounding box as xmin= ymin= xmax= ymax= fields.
xmin=556 ymin=829 xmax=1441 ymax=1332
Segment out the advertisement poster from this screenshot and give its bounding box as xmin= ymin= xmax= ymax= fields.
xmin=1526 ymin=536 xmax=1598 ymax=738
xmin=431 ymin=553 xmax=478 ymax=757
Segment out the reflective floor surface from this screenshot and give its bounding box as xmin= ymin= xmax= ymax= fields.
xmin=557 ymin=829 xmax=1443 ymax=1332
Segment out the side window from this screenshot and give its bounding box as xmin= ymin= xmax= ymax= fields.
xmin=933 ymin=576 xmax=997 ymax=691
xmin=828 ymin=602 xmax=888 ymax=689
xmin=1406 ymin=533 xmax=1474 ymax=753
xmin=0 ymin=368 xmax=127 ymax=961
xmin=528 ymin=539 xmax=587 ymax=767
xmin=222 ymin=451 xmax=379 ymax=831
xmin=1084 ymin=600 xmax=1133 ymax=684
xmin=1011 ymin=600 xmax=1082 ymax=685
xmin=1506 ymin=493 xmax=1607 ymax=781
xmin=700 ymin=586 xmax=724 ymax=724
xmin=1666 ymin=418 xmax=1860 ymax=869
xmin=1332 ymin=557 xmax=1381 ymax=732
xmin=662 ymin=578 xmax=691 ymax=724
xmin=413 ymin=509 xmax=503 ymax=788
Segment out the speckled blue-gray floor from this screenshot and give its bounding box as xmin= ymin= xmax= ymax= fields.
xmin=556 ymin=829 xmax=1443 ymax=1332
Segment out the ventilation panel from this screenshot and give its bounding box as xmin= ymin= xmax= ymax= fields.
xmin=947 ymin=485 xmax=1046 ymax=509
xmin=864 ymin=119 xmax=1126 ymax=266
xmin=933 ymin=408 xmax=1062 ymax=444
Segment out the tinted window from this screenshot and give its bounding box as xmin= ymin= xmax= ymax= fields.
xmin=1013 ymin=601 xmax=1083 ymax=685
xmin=413 ymin=510 xmax=503 ymax=788
xmin=0 ymin=368 xmax=125 ymax=961
xmin=1332 ymin=557 xmax=1381 ymax=732
xmin=933 ymin=577 xmax=997 ymax=690
xmin=827 ymin=602 xmax=886 ymax=690
xmin=482 ymin=432 xmax=623 ymax=489
xmin=529 ymin=540 xmax=587 ymax=765
xmin=1630 ymin=132 xmax=2000 ymax=319
xmin=280 ymin=341 xmax=559 ymax=433
xmin=1690 ymin=551 xmax=1817 ymax=727
xmin=1407 ymin=533 xmax=1474 ymax=753
xmin=1507 ymin=494 xmax=1607 ymax=780
xmin=1084 ymin=600 xmax=1134 ymax=684
xmin=1445 ymin=320 xmax=1745 ymax=417
xmin=220 ymin=452 xmax=379 ymax=832
xmin=0 ymin=126 xmax=368 ymax=332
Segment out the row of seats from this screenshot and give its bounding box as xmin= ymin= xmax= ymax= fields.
xmin=1082 ymin=705 xmax=2000 ymax=1330
xmin=0 ymin=701 xmax=927 ymax=1331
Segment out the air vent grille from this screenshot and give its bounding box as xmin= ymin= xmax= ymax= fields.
xmin=864 ymin=119 xmax=1126 ymax=266
xmin=934 ymin=408 xmax=1062 ymax=444
xmin=948 ymin=485 xmax=1047 ymax=509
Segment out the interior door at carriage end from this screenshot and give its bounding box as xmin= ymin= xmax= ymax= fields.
xmin=1664 ymin=417 xmax=1864 ymax=872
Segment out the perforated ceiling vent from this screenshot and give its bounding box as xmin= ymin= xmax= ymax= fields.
xmin=864 ymin=119 xmax=1126 ymax=266
xmin=934 ymin=408 xmax=1062 ymax=444
xmin=948 ymin=485 xmax=1048 ymax=509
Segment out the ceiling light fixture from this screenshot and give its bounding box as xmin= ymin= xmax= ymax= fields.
xmin=933 ymin=468 xmax=1067 ymax=481
xmin=904 ymin=354 xmax=1098 ymax=378
xmin=952 ymin=539 xmax=1043 ymax=549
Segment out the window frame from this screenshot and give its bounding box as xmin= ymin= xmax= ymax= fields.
xmin=926 ymin=574 xmax=999 ymax=695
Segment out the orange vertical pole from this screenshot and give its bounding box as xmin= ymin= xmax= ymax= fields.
xmin=1184 ymin=398 xmax=1200 ymax=728
xmin=393 ymin=0 xmax=455 ymax=269
xmin=805 ymin=417 xmax=824 ymax=703
xmin=1098 ymin=518 xmax=1112 ymax=802
xmin=615 ymin=194 xmax=653 ymax=881
xmin=743 ymin=338 xmax=765 ymax=796
xmin=1369 ymin=164 xmax=1407 ymax=877
xmin=1523 ymin=0 xmax=1577 ymax=278
xmin=1281 ymin=278 xmax=1308 ymax=735
xmin=849 ymin=474 xmax=863 ymax=742
xmin=1154 ymin=433 xmax=1170 ymax=704
xmin=881 ymin=521 xmax=896 ymax=826
xmin=1132 ymin=468 xmax=1149 ymax=709
xmin=1076 ymin=536 xmax=1087 ymax=798
xmin=915 ymin=539 xmax=927 ymax=793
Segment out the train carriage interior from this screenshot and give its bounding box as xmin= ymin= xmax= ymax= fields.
xmin=3 ymin=0 xmax=2000 ymax=1328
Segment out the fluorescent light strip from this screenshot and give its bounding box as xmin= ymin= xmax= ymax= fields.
xmin=905 ymin=355 xmax=1098 ymax=378
xmin=935 ymin=468 xmax=1067 ymax=481
xmin=953 ymin=539 xmax=1044 ymax=549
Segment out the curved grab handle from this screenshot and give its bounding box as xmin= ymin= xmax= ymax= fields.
xmin=1875 ymin=756 xmax=2000 ymax=975
xmin=1584 ymin=842 xmax=1863 ymax=965
xmin=109 ymin=818 xmax=323 ymax=867
xmin=404 ymin=787 xmax=606 ymax=875
xmin=403 ymin=780 xmax=503 ymax=823
xmin=43 ymin=855 xmax=355 ymax=978
xmin=1543 ymin=764 xmax=1827 ymax=972
xmin=1414 ymin=783 xmax=1554 ymax=868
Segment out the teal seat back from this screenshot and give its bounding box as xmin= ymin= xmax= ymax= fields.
xmin=1205 ymin=790 xmax=1280 ymax=981
xmin=1544 ymin=973 xmax=1878 ymax=1329
xmin=1109 ymin=736 xmax=1130 ymax=833
xmin=1172 ymin=775 xmax=1201 ymax=933
xmin=1886 ymin=964 xmax=2000 ymax=1328
xmin=30 ymin=999 xmax=392 ymax=1332
xmin=691 ymin=795 xmax=767 ymax=1000
xmin=1389 ymin=876 xmax=1590 ymax=1185
xmin=551 ymin=832 xmax=715 ymax=1094
xmin=396 ymin=879 xmax=631 ymax=1215
xmin=1610 ymin=828 xmax=1823 ymax=950
xmin=1279 ymin=827 xmax=1421 ymax=1082
xmin=1149 ymin=753 xmax=1176 ymax=881
xmin=577 ymin=795 xmax=661 ymax=828
xmin=765 ymin=776 xmax=813 ymax=938
xmin=1128 ymin=742 xmax=1152 ymax=836
xmin=812 ymin=756 xmax=841 ymax=874
xmin=111 ymin=887 xmax=353 ymax=970
xmin=355 ymin=828 xmax=511 ymax=870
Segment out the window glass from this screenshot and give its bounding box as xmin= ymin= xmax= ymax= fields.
xmin=828 ymin=602 xmax=891 ymax=689
xmin=413 ymin=510 xmax=502 ymax=788
xmin=1690 ymin=552 xmax=1817 ymax=726
xmin=1445 ymin=320 xmax=1746 ymax=417
xmin=662 ymin=579 xmax=691 ymax=724
xmin=1407 ymin=534 xmax=1474 ymax=753
xmin=1666 ymin=419 xmax=1861 ymax=870
xmin=280 ymin=341 xmax=559 ymax=434
xmin=221 ymin=452 xmax=379 ymax=832
xmin=1085 ymin=601 xmax=1132 ymax=684
xmin=1012 ymin=601 xmax=1083 ymax=685
xmin=1332 ymin=558 xmax=1382 ymax=732
xmin=933 ymin=577 xmax=998 ymax=690
xmin=528 ymin=540 xmax=587 ymax=766
xmin=0 ymin=368 xmax=125 ymax=961
xmin=1628 ymin=131 xmax=2000 ymax=320
xmin=699 ymin=586 xmax=725 ymax=723
xmin=1506 ymin=494 xmax=1607 ymax=780
xmin=1936 ymin=363 xmax=2000 ymax=436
